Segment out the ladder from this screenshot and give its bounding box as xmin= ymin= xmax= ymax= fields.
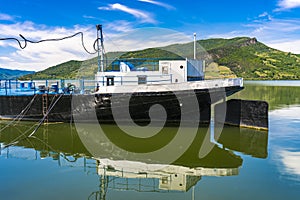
xmin=42 ymin=94 xmax=48 ymax=123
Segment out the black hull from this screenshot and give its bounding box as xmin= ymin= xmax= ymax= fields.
xmin=0 ymin=86 xmax=243 ymax=124
xmin=0 ymin=94 xmax=73 ymax=122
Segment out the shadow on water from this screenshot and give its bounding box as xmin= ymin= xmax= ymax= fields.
xmin=0 ymin=121 xmax=268 ymax=199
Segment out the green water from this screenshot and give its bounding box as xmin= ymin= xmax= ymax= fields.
xmin=1 ymin=81 xmax=300 ymax=200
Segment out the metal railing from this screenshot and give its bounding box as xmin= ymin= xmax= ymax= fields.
xmin=0 ymin=79 xmax=97 ymax=96
xmin=0 ymin=77 xmax=243 ymax=96
xmin=0 ymin=74 xmax=174 ymax=96
xmin=95 ymin=74 xmax=173 ymax=87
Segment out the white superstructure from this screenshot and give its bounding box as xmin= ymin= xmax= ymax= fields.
xmin=95 ymin=59 xmax=205 ymax=87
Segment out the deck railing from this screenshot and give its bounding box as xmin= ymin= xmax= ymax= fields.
xmin=0 ymin=79 xmax=97 ymax=96
xmin=0 ymin=77 xmax=243 ymax=96
xmin=95 ymin=74 xmax=173 ymax=87
xmin=0 ymin=74 xmax=174 ymax=96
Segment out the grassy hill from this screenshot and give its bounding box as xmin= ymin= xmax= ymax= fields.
xmin=163 ymin=37 xmax=300 ymax=79
xmin=21 ymin=60 xmax=83 ymax=80
xmin=20 ymin=37 xmax=300 ymax=80
xmin=203 ymin=37 xmax=300 ymax=79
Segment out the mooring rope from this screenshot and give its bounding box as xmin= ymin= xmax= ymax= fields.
xmin=1 ymin=94 xmax=64 ymax=149
xmin=28 ymin=94 xmax=64 ymax=138
xmin=0 ymin=94 xmax=38 ymax=133
xmin=2 ymin=123 xmax=82 ymax=164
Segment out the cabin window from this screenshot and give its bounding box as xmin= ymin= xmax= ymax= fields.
xmin=106 ymin=76 xmax=114 ymax=86
xmin=180 ymin=65 xmax=183 ymax=69
xmin=138 ymin=75 xmax=147 ymax=84
xmin=161 ymin=177 xmax=168 ymax=184
xmin=162 ymin=66 xmax=169 ymax=74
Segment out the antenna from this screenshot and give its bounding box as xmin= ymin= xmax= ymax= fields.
xmin=193 ymin=33 xmax=196 ymax=59
xmin=96 ymin=24 xmax=105 ymax=72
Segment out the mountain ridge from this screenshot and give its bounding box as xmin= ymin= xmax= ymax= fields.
xmin=0 ymin=68 xmax=34 ymax=79
xmin=20 ymin=37 xmax=300 ymax=80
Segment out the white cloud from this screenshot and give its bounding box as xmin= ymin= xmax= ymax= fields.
xmin=0 ymin=13 xmax=14 ymax=21
xmin=0 ymin=20 xmax=193 ymax=71
xmin=269 ymin=40 xmax=300 ymax=54
xmin=247 ymin=18 xmax=300 ymax=53
xmin=98 ymin=3 xmax=156 ymax=24
xmin=276 ymin=0 xmax=300 ymax=11
xmin=138 ymin=0 xmax=176 ymax=10
xmin=270 ymin=106 xmax=300 ymax=119
xmin=207 ymin=17 xmax=300 ymax=54
xmin=0 ymin=56 xmax=14 ymax=62
xmin=256 ymin=12 xmax=272 ymax=21
xmin=208 ymin=31 xmax=245 ymax=40
xmin=83 ymin=15 xmax=96 ymax=19
xmin=104 ymin=27 xmax=191 ymax=53
xmin=276 ymin=149 xmax=300 ymax=180
xmin=0 ymin=22 xmax=96 ymax=71
xmin=104 ymin=20 xmax=135 ymax=33
xmin=259 ymin=12 xmax=268 ymax=18
xmin=246 ymin=18 xmax=300 ymax=38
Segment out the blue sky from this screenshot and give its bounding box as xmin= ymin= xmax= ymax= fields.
xmin=1 ymin=0 xmax=300 ymax=71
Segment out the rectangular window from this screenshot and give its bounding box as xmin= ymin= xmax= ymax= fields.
xmin=138 ymin=75 xmax=147 ymax=85
xmin=106 ymin=76 xmax=114 ymax=86
xmin=162 ymin=66 xmax=169 ymax=74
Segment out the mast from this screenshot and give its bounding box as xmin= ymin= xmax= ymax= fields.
xmin=96 ymin=24 xmax=105 ymax=72
xmin=193 ymin=33 xmax=196 ymax=59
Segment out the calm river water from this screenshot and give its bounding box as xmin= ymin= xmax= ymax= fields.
xmin=1 ymin=81 xmax=300 ymax=200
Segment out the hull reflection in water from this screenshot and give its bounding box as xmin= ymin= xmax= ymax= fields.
xmin=0 ymin=122 xmax=268 ymax=198
xmin=96 ymin=158 xmax=238 ymax=193
xmin=216 ymin=125 xmax=269 ymax=158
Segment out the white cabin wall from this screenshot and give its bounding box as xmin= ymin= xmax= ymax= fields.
xmin=159 ymin=174 xmax=187 ymax=191
xmin=95 ymin=71 xmax=171 ymax=86
xmin=159 ymin=60 xmax=187 ymax=83
xmin=96 ymin=59 xmax=205 ymax=87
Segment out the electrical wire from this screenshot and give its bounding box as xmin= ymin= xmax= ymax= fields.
xmin=0 ymin=32 xmax=102 ymax=55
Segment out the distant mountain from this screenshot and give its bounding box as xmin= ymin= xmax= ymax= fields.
xmin=0 ymin=68 xmax=34 ymax=79
xmin=20 ymin=37 xmax=300 ymax=80
xmin=163 ymin=37 xmax=300 ymax=79
xmin=20 ymin=52 xmax=126 ymax=80
xmin=20 ymin=60 xmax=84 ymax=80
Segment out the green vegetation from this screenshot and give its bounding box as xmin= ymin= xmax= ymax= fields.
xmin=21 ymin=60 xmax=83 ymax=80
xmin=199 ymin=37 xmax=300 ymax=80
xmin=19 ymin=37 xmax=300 ymax=80
xmin=205 ymin=62 xmax=237 ymax=79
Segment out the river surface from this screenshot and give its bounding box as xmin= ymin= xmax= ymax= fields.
xmin=0 ymin=81 xmax=300 ymax=200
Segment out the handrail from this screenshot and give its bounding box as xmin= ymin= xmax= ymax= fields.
xmin=0 ymin=77 xmax=243 ymax=96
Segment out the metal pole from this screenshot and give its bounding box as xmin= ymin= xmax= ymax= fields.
xmin=96 ymin=24 xmax=105 ymax=73
xmin=96 ymin=25 xmax=101 ymax=72
xmin=5 ymin=80 xmax=7 ymax=96
xmin=193 ymin=33 xmax=197 ymax=59
xmin=100 ymin=26 xmax=105 ymax=73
